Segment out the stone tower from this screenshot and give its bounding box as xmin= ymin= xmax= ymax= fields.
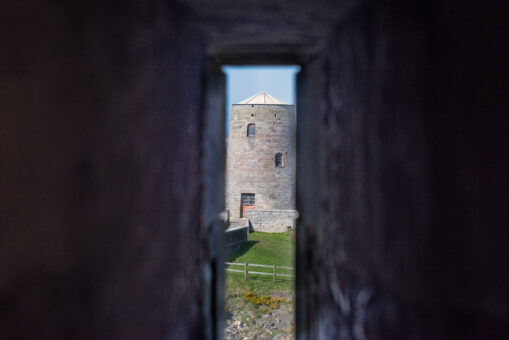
xmin=226 ymin=91 xmax=297 ymax=232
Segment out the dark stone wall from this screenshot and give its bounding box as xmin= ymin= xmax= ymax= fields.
xmin=225 ymin=226 xmax=249 ymax=252
xmin=299 ymin=1 xmax=509 ymax=338
xmin=0 ymin=1 xmax=206 ymax=339
xmin=2 ymin=0 xmax=509 ymax=338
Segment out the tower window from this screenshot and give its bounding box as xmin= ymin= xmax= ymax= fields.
xmin=275 ymin=153 xmax=283 ymax=167
xmin=247 ymin=123 xmax=255 ymax=136
xmin=241 ymin=193 xmax=255 ymax=205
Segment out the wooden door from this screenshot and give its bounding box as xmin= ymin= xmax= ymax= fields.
xmin=240 ymin=193 xmax=255 ymax=218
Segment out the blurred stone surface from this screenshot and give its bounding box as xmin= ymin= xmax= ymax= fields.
xmin=0 ymin=0 xmax=508 ymax=339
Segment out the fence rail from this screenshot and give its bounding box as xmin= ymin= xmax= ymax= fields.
xmin=225 ymin=262 xmax=294 ymax=281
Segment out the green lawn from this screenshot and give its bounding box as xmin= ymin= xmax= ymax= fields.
xmin=226 ymin=231 xmax=295 ymax=294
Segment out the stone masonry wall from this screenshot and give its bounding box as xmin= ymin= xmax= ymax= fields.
xmin=225 ymin=225 xmax=249 ymax=252
xmin=245 ymin=210 xmax=298 ymax=233
xmin=226 ymin=104 xmax=296 ymax=220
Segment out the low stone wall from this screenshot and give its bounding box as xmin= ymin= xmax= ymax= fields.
xmin=245 ymin=209 xmax=298 ymax=233
xmin=225 ymin=224 xmax=249 ymax=252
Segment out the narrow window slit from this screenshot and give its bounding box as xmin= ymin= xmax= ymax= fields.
xmin=222 ymin=65 xmax=299 ymax=339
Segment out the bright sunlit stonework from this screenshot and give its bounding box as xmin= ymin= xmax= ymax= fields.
xmin=225 ymin=91 xmax=298 ymax=232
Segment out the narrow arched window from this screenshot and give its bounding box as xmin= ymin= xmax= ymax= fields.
xmin=275 ymin=153 xmax=283 ymax=167
xmin=247 ymin=123 xmax=255 ymax=136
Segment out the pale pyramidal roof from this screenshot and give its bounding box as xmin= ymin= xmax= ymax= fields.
xmin=237 ymin=91 xmax=288 ymax=105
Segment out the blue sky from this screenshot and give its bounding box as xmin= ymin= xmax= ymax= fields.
xmin=223 ymin=66 xmax=299 ymax=136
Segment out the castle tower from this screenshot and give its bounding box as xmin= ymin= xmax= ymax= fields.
xmin=226 ymin=91 xmax=297 ymax=232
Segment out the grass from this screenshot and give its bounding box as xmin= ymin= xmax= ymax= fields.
xmin=224 ymin=231 xmax=296 ymax=338
xmin=226 ymin=231 xmax=295 ymax=295
xmin=227 ymin=231 xmax=294 ymax=265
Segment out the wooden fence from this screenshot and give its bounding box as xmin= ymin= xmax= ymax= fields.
xmin=225 ymin=262 xmax=294 ymax=282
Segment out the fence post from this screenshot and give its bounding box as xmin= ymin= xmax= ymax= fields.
xmin=244 ymin=263 xmax=248 ymax=281
xmin=273 ymin=265 xmax=276 ymax=282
